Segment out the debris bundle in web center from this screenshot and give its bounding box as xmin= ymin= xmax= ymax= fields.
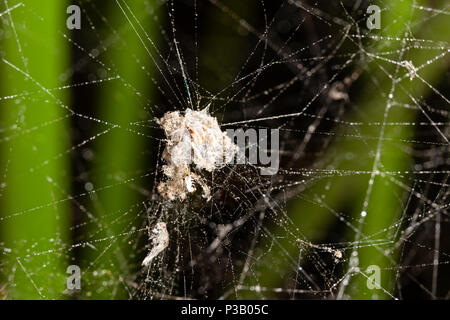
xmin=157 ymin=108 xmax=238 ymax=201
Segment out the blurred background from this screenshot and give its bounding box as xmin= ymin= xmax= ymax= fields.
xmin=0 ymin=0 xmax=449 ymax=299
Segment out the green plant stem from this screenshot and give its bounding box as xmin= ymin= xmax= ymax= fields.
xmin=81 ymin=1 xmax=159 ymax=299
xmin=244 ymin=0 xmax=449 ymax=299
xmin=0 ymin=0 xmax=70 ymax=299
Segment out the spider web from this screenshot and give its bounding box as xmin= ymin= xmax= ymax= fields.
xmin=0 ymin=0 xmax=449 ymax=300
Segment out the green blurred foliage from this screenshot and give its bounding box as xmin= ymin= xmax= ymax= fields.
xmin=0 ymin=0 xmax=70 ymax=299
xmin=80 ymin=0 xmax=160 ymax=299
xmin=244 ymin=0 xmax=449 ymax=299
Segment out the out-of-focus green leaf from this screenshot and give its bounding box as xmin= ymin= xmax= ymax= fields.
xmin=80 ymin=1 xmax=160 ymax=299
xmin=0 ymin=0 xmax=71 ymax=299
xmin=244 ymin=0 xmax=449 ymax=299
